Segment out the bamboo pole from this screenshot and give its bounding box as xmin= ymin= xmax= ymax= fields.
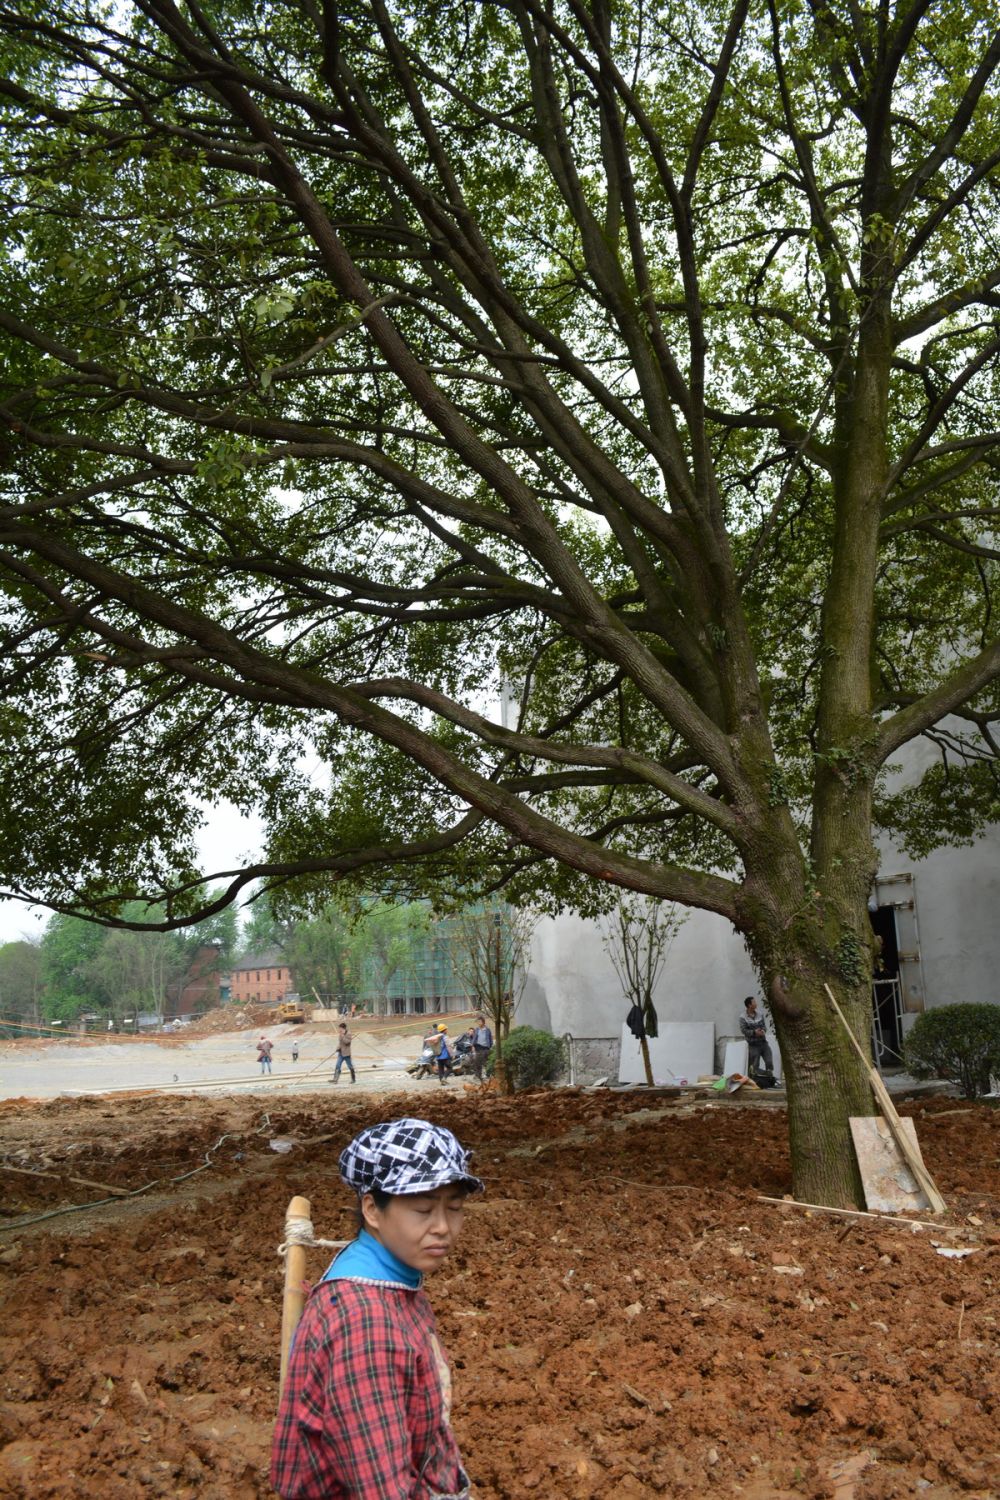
xmin=823 ymin=983 xmax=947 ymax=1213
xmin=0 ymin=1162 xmax=130 ymax=1196
xmin=279 ymin=1195 xmax=312 ymax=1405
xmin=758 ymin=1195 xmax=942 ymax=1229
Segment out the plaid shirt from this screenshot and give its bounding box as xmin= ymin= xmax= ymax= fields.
xmin=271 ymin=1278 xmax=471 ymax=1499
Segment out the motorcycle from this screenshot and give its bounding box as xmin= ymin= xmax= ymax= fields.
xmin=408 ymin=1041 xmax=472 ymax=1080
xmin=408 ymin=1043 xmax=438 ymax=1080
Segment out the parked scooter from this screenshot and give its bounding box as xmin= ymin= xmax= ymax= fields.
xmin=409 ymin=1042 xmax=439 ymax=1080
xmin=408 ymin=1037 xmax=473 ymax=1080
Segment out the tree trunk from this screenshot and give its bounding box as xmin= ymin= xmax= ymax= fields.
xmin=493 ymin=1035 xmax=512 ymax=1094
xmin=773 ymin=977 xmax=874 ymax=1208
xmin=740 ymin=831 xmax=880 ymax=1208
xmin=639 ymin=1033 xmax=654 ymax=1087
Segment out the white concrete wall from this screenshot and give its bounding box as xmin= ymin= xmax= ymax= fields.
xmin=875 ymin=726 xmax=1000 ymax=1011
xmin=519 ymin=906 xmax=760 ymax=1049
xmin=519 ymin=825 xmax=1000 ymax=1054
xmin=875 ymin=833 xmax=1000 ymax=1010
xmin=517 ymin=728 xmax=1000 ymax=1048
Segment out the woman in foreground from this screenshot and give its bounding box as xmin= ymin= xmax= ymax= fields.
xmin=271 ymin=1117 xmax=482 ymax=1499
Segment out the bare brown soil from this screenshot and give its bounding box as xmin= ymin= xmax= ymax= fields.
xmin=1 ymin=1087 xmax=997 ymax=1499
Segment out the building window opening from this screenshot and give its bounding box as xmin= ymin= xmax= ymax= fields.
xmin=869 ymin=904 xmax=903 ymax=1065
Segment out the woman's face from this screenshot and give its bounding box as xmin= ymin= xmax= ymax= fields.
xmin=362 ymin=1185 xmax=467 ymax=1273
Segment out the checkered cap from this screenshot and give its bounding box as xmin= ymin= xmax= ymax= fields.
xmin=339 ymin=1117 xmax=484 ymax=1197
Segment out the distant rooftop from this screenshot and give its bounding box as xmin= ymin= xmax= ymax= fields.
xmin=230 ymin=948 xmax=288 ymax=973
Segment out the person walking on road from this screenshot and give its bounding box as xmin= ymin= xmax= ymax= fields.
xmin=471 ymin=1013 xmax=493 ymax=1081
xmin=257 ymin=1036 xmax=274 ymax=1075
xmin=291 ymin=1040 xmax=299 ymax=1063
xmin=332 ymin=1022 xmax=356 ymax=1084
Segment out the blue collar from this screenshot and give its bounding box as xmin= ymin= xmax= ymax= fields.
xmin=321 ymin=1228 xmax=422 ymax=1289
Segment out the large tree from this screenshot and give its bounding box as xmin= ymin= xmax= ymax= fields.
xmin=39 ymin=912 xmax=110 ymax=1023
xmin=0 ymin=938 xmax=43 ymax=1028
xmin=279 ymin=900 xmax=360 ymax=1007
xmin=2 ymin=0 xmax=1000 ymax=1205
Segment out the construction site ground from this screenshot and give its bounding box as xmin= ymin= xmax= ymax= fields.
xmin=0 ymin=1010 xmax=440 ymax=1101
xmin=0 ymin=1019 xmax=997 ymax=1499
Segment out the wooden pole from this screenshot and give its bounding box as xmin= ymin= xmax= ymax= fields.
xmin=758 ymin=1194 xmax=942 ymax=1229
xmin=0 ymin=1162 xmax=130 ymax=1196
xmin=823 ymin=984 xmax=947 ymax=1213
xmin=278 ymin=1195 xmax=312 ymax=1405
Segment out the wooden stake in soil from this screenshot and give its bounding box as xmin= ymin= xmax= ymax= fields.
xmin=823 ymin=983 xmax=947 ymax=1214
xmin=278 ymin=1195 xmax=312 ymax=1405
xmin=0 ymin=1162 xmax=130 ymax=1197
xmin=758 ymin=1195 xmax=942 ymax=1229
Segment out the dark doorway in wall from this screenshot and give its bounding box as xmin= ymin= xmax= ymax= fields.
xmin=869 ymin=904 xmax=903 ymax=1064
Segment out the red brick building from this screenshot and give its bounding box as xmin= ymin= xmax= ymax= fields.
xmin=168 ymin=940 xmax=227 ymax=1018
xmin=228 ymin=949 xmax=295 ymax=1005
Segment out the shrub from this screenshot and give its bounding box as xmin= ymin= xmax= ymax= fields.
xmin=500 ymin=1025 xmax=566 ymax=1090
xmin=903 ymin=1003 xmax=1000 ymax=1099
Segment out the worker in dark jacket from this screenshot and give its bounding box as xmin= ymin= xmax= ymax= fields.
xmin=740 ymin=997 xmax=774 ymax=1076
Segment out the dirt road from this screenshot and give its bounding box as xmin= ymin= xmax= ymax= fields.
xmin=0 ymin=1074 xmax=997 ymax=1498
xmin=0 ymin=1017 xmax=438 ymax=1100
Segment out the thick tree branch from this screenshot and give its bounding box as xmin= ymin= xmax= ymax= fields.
xmin=876 ymin=639 xmax=1000 ymax=763
xmin=0 ymin=525 xmax=742 ymax=916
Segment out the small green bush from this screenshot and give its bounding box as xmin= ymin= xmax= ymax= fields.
xmin=500 ymin=1025 xmax=566 ymax=1090
xmin=903 ymin=1003 xmax=1000 ymax=1099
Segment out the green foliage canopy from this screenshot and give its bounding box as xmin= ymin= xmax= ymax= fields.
xmin=0 ymin=0 xmax=997 ymax=926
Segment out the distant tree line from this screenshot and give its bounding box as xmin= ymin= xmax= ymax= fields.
xmin=0 ymin=896 xmax=236 ymax=1031
xmin=242 ymin=892 xmax=524 ymax=1016
xmin=0 ymin=892 xmax=525 ymax=1027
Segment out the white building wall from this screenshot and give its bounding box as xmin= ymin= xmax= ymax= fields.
xmin=874 ymin=727 xmax=1000 ymax=1012
xmin=875 ymin=833 xmax=1000 ymax=1011
xmin=520 ymin=906 xmax=760 ymax=1052
xmin=518 ymin=823 xmax=1000 ymax=1064
xmin=514 ymin=713 xmax=999 ymax=1055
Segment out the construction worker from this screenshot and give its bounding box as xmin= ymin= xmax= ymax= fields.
xmin=332 ymin=1022 xmax=356 ymax=1084
xmin=271 ymin=1118 xmax=482 ymax=1497
xmin=433 ymin=1023 xmax=453 ymax=1085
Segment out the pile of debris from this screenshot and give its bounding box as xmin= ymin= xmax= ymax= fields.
xmin=186 ymin=1003 xmax=276 ymax=1035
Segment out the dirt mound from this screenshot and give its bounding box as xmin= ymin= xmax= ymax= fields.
xmin=186 ymin=1004 xmax=275 ymax=1036
xmin=0 ymin=1090 xmax=997 ymax=1498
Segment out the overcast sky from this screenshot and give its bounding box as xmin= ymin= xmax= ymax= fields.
xmin=0 ymin=802 xmax=264 ymax=947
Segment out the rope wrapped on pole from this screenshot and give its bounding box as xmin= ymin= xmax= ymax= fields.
xmin=277 ymin=1196 xmax=349 ymax=1404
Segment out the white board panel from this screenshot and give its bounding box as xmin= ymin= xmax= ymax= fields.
xmin=722 ymin=1038 xmax=748 ymax=1078
xmin=849 ymin=1116 xmax=931 ymax=1213
xmin=619 ymin=1021 xmax=715 ymax=1085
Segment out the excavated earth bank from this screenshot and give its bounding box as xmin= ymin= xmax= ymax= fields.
xmin=0 ymin=1086 xmax=997 ymax=1498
